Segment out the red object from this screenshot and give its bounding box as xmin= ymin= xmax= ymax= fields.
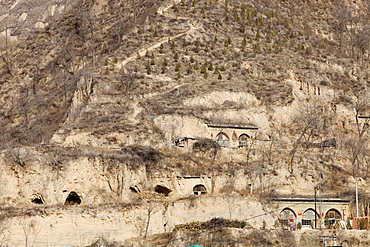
xmin=289 ymin=219 xmax=294 ymax=222
xmin=322 ymin=212 xmax=324 ymax=217
xmin=298 ymin=213 xmax=302 ymax=216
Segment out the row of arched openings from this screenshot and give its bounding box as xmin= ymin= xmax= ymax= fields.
xmin=153 ymin=184 xmax=207 ymax=196
xmin=33 ymin=184 xmax=209 ymax=205
xmin=279 ymin=208 xmax=342 ymax=228
xmin=216 ymin=132 xmax=250 ymax=148
xmin=30 ymin=191 xmax=82 ymax=205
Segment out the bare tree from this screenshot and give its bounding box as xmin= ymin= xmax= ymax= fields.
xmin=5 ymin=147 xmax=30 ymax=168
xmin=144 ymin=200 xmax=153 ymax=239
xmin=333 ymin=2 xmax=352 ymax=50
xmin=21 ymin=219 xmax=41 ymax=247
xmin=119 ymin=70 xmax=138 ymax=94
xmin=0 ymin=221 xmax=9 ymax=247
xmin=354 ymin=30 xmax=369 ymax=65
xmin=288 ymin=101 xmax=331 ymax=173
xmin=349 ymin=90 xmax=370 ymax=177
xmin=353 ymin=90 xmax=370 ymax=138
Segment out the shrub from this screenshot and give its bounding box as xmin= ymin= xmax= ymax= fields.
xmin=200 ymin=64 xmax=207 ymax=74
xmin=360 ymin=219 xmax=365 ymax=230
xmin=153 ymin=28 xmax=158 ymax=37
xmin=193 ymin=138 xmax=220 ymax=154
xmin=119 ymin=145 xmax=163 ymax=163
xmin=175 ymin=63 xmax=181 ymax=72
xmin=150 ymin=53 xmax=155 ymax=65
xmin=172 ymin=3 xmax=179 ymax=12
xmin=208 ymin=62 xmax=214 ymax=71
xmin=161 ymin=65 xmax=166 ymax=74
xmin=242 ymin=37 xmax=247 ymax=48
xmin=174 ymin=52 xmax=179 ymax=60
xmin=146 ymin=60 xmax=152 ymax=74
xmin=305 ymin=45 xmax=312 ymax=55
xmin=159 ymin=43 xmax=164 ymax=53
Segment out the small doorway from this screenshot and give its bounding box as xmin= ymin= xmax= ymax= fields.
xmin=325 ymin=209 xmax=341 ymax=227
xmin=302 ymin=208 xmax=319 ymax=228
xmin=279 ymin=208 xmax=296 ymax=230
xmin=193 ymin=184 xmax=207 ymax=195
xmin=65 ymin=191 xmax=81 ymax=205
xmin=216 ymin=132 xmax=229 ymax=147
xmin=238 ymin=134 xmax=250 ymax=147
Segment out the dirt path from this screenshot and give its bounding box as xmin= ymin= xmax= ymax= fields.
xmin=120 ymin=0 xmax=199 ymax=71
xmin=120 ymin=23 xmax=199 ymax=71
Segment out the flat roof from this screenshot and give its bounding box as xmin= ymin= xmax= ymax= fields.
xmin=206 ymin=123 xmax=259 ymax=130
xmin=273 ymin=198 xmax=350 ymax=203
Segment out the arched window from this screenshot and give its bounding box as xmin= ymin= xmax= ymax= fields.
xmin=65 ymin=191 xmax=81 ymax=205
xmin=302 ymin=208 xmax=319 ymax=226
xmin=238 ymin=134 xmax=250 ymax=147
xmin=279 ymin=208 xmax=296 ymax=229
xmin=325 ymin=209 xmax=341 ymax=225
xmin=193 ymin=184 xmax=207 ymax=195
xmin=216 ymin=132 xmax=229 ymax=147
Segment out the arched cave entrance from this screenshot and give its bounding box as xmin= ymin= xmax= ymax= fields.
xmin=193 ymin=184 xmax=207 ymax=195
xmin=302 ymin=208 xmax=319 ymax=227
xmin=154 ymin=185 xmax=171 ymax=196
xmin=238 ymin=134 xmax=250 ymax=147
xmin=216 ymin=132 xmax=229 ymax=147
xmin=64 ymin=191 xmax=82 ymax=205
xmin=279 ymin=208 xmax=296 ymax=229
xmin=325 ymin=208 xmax=342 ymax=226
xmin=31 ymin=194 xmax=44 ymax=204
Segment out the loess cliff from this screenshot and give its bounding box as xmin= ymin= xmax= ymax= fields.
xmin=1 ymin=0 xmax=370 ymax=246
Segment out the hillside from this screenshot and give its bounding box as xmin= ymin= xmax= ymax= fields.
xmin=0 ymin=0 xmax=370 ymax=246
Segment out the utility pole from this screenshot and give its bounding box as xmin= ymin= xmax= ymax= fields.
xmin=314 ymin=186 xmax=317 ymax=229
xmin=356 ymin=182 xmax=359 ymax=217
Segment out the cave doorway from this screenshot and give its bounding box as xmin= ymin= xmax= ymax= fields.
xmin=302 ymin=208 xmax=319 ymax=227
xmin=31 ymin=194 xmax=44 ymax=204
xmin=325 ymin=208 xmax=342 ymax=226
xmin=193 ymin=184 xmax=207 ymax=195
xmin=216 ymin=132 xmax=229 ymax=147
xmin=154 ymin=185 xmax=171 ymax=196
xmin=65 ymin=191 xmax=81 ymax=205
xmin=238 ymin=134 xmax=250 ymax=147
xmin=279 ymin=208 xmax=296 ymax=230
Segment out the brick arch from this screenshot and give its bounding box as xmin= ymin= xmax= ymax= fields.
xmin=216 ymin=132 xmax=230 ymax=147
xmin=325 ymin=208 xmax=342 ymax=220
xmin=302 ymin=208 xmax=319 ymax=226
xmin=279 ymin=208 xmax=297 ymax=229
xmin=238 ymin=133 xmax=250 ymax=147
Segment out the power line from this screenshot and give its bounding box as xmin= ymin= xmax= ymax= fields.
xmin=150 ymin=190 xmax=368 ymax=247
xmin=150 ymin=202 xmax=303 ymax=247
